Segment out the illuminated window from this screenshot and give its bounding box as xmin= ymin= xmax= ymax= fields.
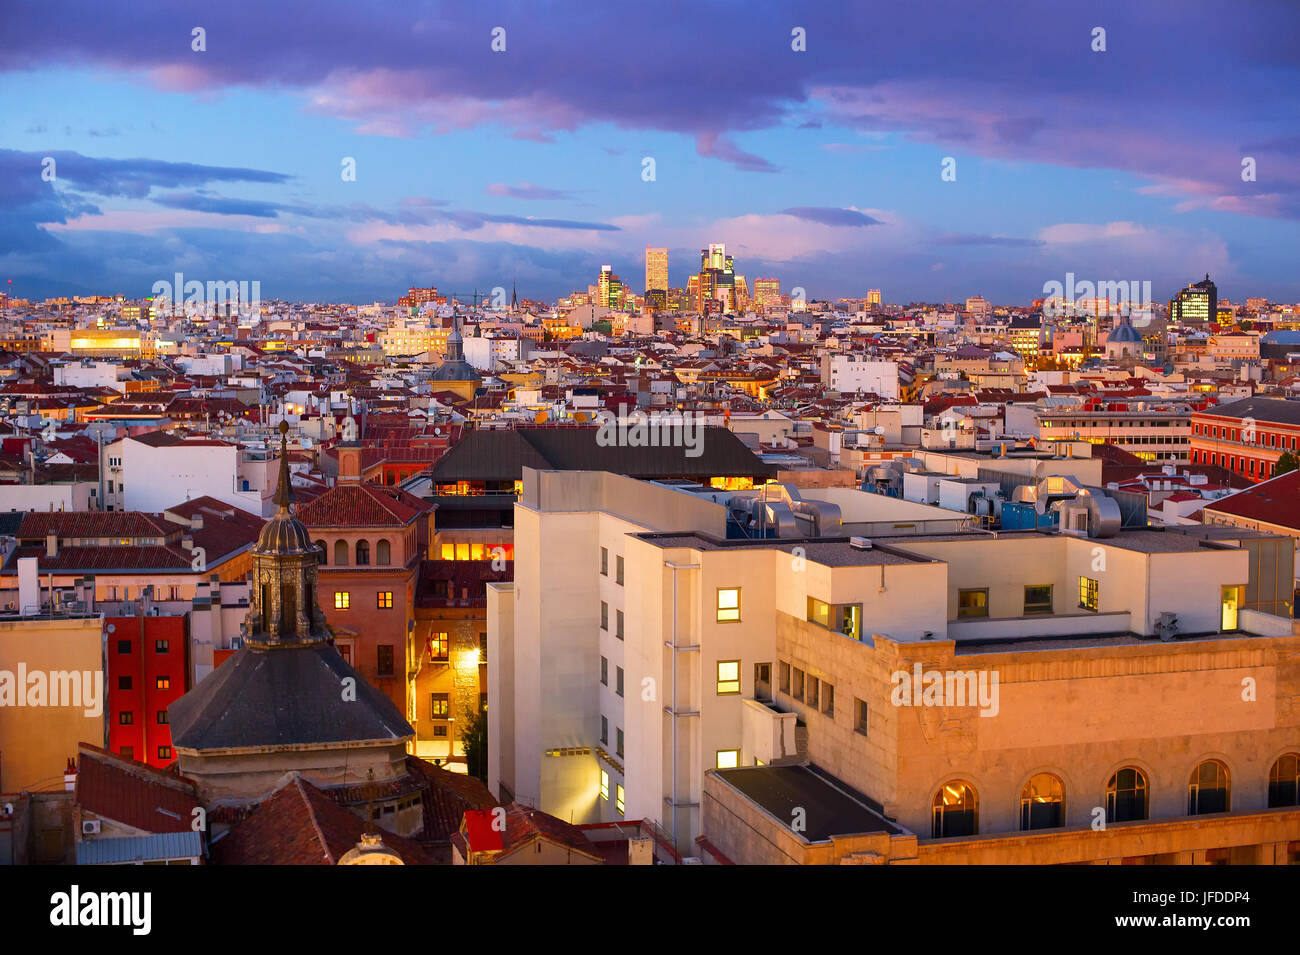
xmin=1105 ymin=767 xmax=1148 ymax=822
xmin=957 ymin=588 xmax=989 ymax=618
xmin=334 ymin=591 xmax=350 ymax=609
xmin=716 ymin=588 xmax=741 ymax=622
xmin=1189 ymin=760 xmax=1230 ymax=815
xmin=1020 ymin=774 xmax=1064 ymax=830
xmin=600 ymin=770 xmax=609 ymax=800
xmin=470 ymin=543 xmax=485 ymax=561
xmin=158 ymin=746 xmax=171 ymax=761
xmin=807 ymin=597 xmax=830 ymax=628
xmin=1023 ymin=585 xmax=1053 ymax=615
xmin=716 ymin=660 xmax=741 ymax=695
xmin=154 ymin=640 xmax=169 ymax=653
xmin=456 ymin=542 xmax=470 ymax=561
xmin=429 ymin=632 xmax=449 ymax=661
xmin=431 ymin=693 xmax=449 ymax=718
xmin=377 ymin=591 xmax=393 ymax=609
xmin=932 ymin=781 xmax=978 ymax=837
xmin=1269 ymin=754 xmax=1300 ymax=807
xmin=1078 ymin=576 xmax=1099 ymax=612
xmin=716 ymin=749 xmax=740 ymax=770
xmin=155 ymin=676 xmax=169 ymax=690
xmin=440 ymin=543 xmax=455 ymax=560
xmin=119 ymin=711 xmax=133 ymax=725
xmin=615 ymin=784 xmax=625 ymax=814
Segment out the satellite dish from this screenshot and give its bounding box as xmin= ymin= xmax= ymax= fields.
xmin=301 ymin=436 xmax=313 ymax=450
xmin=106 ymin=624 xmax=115 ymax=634
xmin=434 ymin=427 xmax=442 ymax=435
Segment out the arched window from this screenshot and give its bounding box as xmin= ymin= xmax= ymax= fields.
xmin=376 ymin=539 xmax=391 ymax=566
xmin=931 ymin=781 xmax=978 ymax=838
xmin=1020 ymin=774 xmax=1065 ymax=830
xmin=1106 ymin=767 xmax=1148 ymax=823
xmin=333 ymin=540 xmax=349 ymax=566
xmin=1268 ymin=753 xmax=1300 ymax=808
xmin=356 ymin=540 xmax=370 ymax=566
xmin=1188 ymin=760 xmax=1230 ymax=815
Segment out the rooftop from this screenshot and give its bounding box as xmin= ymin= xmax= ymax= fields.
xmin=713 ymin=764 xmax=901 ymax=842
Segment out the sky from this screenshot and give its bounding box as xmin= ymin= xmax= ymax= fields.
xmin=2 ymin=0 xmax=1298 ymax=306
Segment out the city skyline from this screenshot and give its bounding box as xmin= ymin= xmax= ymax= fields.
xmin=2 ymin=1 xmax=1299 ymax=305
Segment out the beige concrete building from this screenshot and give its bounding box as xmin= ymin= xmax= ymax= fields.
xmin=490 ymin=467 xmax=1300 ymax=863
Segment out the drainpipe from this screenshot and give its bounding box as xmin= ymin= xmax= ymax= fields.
xmin=666 ymin=560 xmax=699 ymax=853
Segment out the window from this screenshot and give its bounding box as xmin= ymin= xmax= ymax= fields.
xmin=154 ymin=639 xmax=170 ymax=653
xmin=1023 ymin=585 xmax=1053 ymax=615
xmin=1268 ymin=754 xmax=1300 ymax=807
xmin=376 ymin=539 xmax=391 ymax=565
xmin=716 ymin=749 xmax=740 ymax=770
xmin=440 ymin=543 xmax=455 ymax=560
xmin=1221 ymin=585 xmax=1242 ymax=631
xmin=616 ymin=555 xmax=624 ymax=585
xmin=1189 ymin=760 xmax=1230 ymax=815
xmin=431 ymin=693 xmax=449 ymax=718
xmin=377 ymin=644 xmax=395 ymax=677
xmin=957 ymin=588 xmax=989 ymax=618
xmin=334 ymin=591 xmax=350 ymax=610
xmin=333 ymin=540 xmax=348 ymax=566
xmin=855 ymin=699 xmax=869 ymax=736
xmin=616 ymin=667 xmax=624 ymax=697
xmin=600 ymin=770 xmax=609 ymax=800
xmin=157 ymin=746 xmax=171 ymax=761
xmin=1020 ymin=774 xmax=1064 ymax=830
xmin=615 ymin=610 xmax=624 ymax=640
xmin=600 ymin=601 xmax=609 ymax=630
xmin=600 ymin=716 xmax=608 ymax=744
xmin=1106 ymin=767 xmax=1148 ymax=822
xmin=716 ymin=588 xmax=740 ymax=622
xmin=932 ymin=781 xmax=978 ymax=838
xmin=807 ymin=676 xmax=820 ymax=710
xmin=792 ymin=668 xmax=805 ymax=701
xmin=600 ymin=656 xmax=608 ymax=685
xmin=1079 ymin=576 xmax=1099 ymax=612
xmin=616 ymin=728 xmax=624 ymax=758
xmin=117 ymin=640 xmax=131 ymax=654
xmin=377 ymin=591 xmax=393 ymax=609
xmin=778 ymin=662 xmax=791 ymax=694
xmin=479 ymin=633 xmax=487 ymax=663
xmin=716 ymin=660 xmax=741 ymax=695
xmin=117 ymin=676 xmax=132 ymax=691
xmin=356 ymin=540 xmax=370 ymax=566
xmin=429 ymin=633 xmax=448 ymax=662
xmin=615 ymin=784 xmax=625 ymax=814
xmin=155 ymin=676 xmax=170 ymax=690
xmin=807 ymin=597 xmax=830 ymax=628
xmin=822 ymin=682 xmax=835 ymax=717
xmin=433 ymin=725 xmax=447 ymax=737
xmin=600 ymin=547 xmax=609 ymax=576
xmin=119 ymin=711 xmax=134 ymax=725
xmin=157 ymin=710 xmax=168 ymax=725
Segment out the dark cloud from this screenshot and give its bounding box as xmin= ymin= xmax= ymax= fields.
xmin=781 ymin=207 xmax=882 ymax=227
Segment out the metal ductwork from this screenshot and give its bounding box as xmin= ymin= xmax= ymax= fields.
xmin=729 ymin=482 xmax=842 ymax=538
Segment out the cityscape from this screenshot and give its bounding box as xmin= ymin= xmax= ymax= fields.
xmin=0 ymin=0 xmax=1297 ymax=915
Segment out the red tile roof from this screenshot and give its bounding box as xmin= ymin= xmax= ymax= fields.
xmin=75 ymin=743 xmax=200 ymax=833
xmin=1203 ymin=469 xmax=1300 ymax=530
xmin=296 ymin=483 xmax=431 ymax=528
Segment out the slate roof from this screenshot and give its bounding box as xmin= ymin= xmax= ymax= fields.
xmin=1197 ymin=396 xmax=1300 ymax=426
xmin=168 ymin=642 xmax=413 ymax=751
xmin=211 ymin=775 xmax=433 ymax=865
xmin=428 ymin=426 xmax=777 ymax=483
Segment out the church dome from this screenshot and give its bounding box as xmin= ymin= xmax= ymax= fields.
xmin=1109 ymin=321 xmax=1143 ymax=344
xmin=255 ymin=512 xmax=316 ymax=555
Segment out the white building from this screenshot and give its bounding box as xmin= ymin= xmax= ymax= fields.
xmin=820 ymin=355 xmax=900 ymax=399
xmin=104 ymin=433 xmax=276 ymax=516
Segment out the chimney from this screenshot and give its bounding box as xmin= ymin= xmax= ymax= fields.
xmin=191 ymin=513 xmax=204 ymax=530
xmin=338 ymin=443 xmax=363 ymax=484
xmin=45 ymin=531 xmax=58 ymax=559
xmin=64 ymin=757 xmax=77 ymax=792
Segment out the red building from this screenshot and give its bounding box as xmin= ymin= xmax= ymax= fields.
xmin=1190 ymin=396 xmax=1300 ymax=483
xmin=105 ymin=615 xmax=188 ymax=768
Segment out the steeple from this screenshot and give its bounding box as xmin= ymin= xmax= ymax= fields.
xmin=273 ymin=419 xmax=293 ymax=511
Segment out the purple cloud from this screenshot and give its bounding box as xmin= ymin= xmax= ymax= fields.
xmin=781 ymin=207 xmax=881 ymax=227
xmin=485 ymin=182 xmax=574 ymax=200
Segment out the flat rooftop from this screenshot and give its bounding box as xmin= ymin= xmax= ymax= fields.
xmin=714 ymin=764 xmax=902 ymax=842
xmin=639 ymin=533 xmax=924 ymax=566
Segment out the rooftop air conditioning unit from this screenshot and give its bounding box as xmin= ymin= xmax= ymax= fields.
xmin=81 ymin=819 xmax=101 ymax=836
xmin=849 ymin=536 xmax=873 ymax=550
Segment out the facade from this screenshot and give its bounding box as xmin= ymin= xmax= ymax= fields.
xmin=104 ymin=614 xmax=187 ymax=768
xmin=644 ymin=247 xmax=668 ymax=294
xmin=491 ymin=467 xmax=1300 ymax=861
xmin=820 ymin=355 xmax=900 ymax=399
xmin=1012 ymin=407 xmax=1192 ymax=464
xmin=1170 ymin=274 xmax=1218 ymax=325
xmin=1190 ymin=396 xmax=1300 ymax=483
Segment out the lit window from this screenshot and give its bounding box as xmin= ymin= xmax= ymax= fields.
xmin=377 ymin=591 xmax=393 ymax=609
xmin=716 ymin=660 xmax=741 ymax=695
xmin=615 ymin=784 xmax=625 ymax=814
xmin=155 ymin=676 xmax=169 ymax=690
xmin=716 ymin=749 xmax=740 ymax=770
xmin=600 ymin=770 xmax=609 ymax=800
xmin=440 ymin=543 xmax=455 ymax=560
xmin=431 ymin=693 xmax=449 ymax=718
xmin=429 ymin=632 xmax=449 ymax=661
xmin=932 ymin=781 xmax=978 ymax=838
xmin=157 ymin=746 xmax=172 ymax=761
xmin=455 ymin=542 xmax=470 ymax=561
xmin=957 ymin=588 xmax=989 ymax=618
xmin=470 ymin=543 xmax=485 ymax=561
xmin=716 ymin=588 xmax=740 ymax=622
xmin=334 ymin=591 xmax=350 ymax=610
xmin=1079 ymin=577 xmax=1099 ymax=612
xmin=119 ymin=711 xmax=134 ymax=725
xmin=1020 ymin=774 xmax=1064 ymax=830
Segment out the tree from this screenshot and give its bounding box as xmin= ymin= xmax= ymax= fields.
xmin=1274 ymin=450 xmax=1298 ymax=477
xmin=459 ymin=700 xmax=488 ymax=783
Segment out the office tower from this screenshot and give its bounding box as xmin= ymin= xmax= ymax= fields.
xmin=866 ymin=289 xmax=882 ymax=307
xmin=753 ymin=278 xmax=780 ymax=307
xmin=644 ymin=247 xmax=668 ymax=294
xmin=694 ymin=244 xmax=736 ymax=311
xmin=1169 ymin=274 xmax=1217 ymax=325
xmin=598 ymin=265 xmax=624 ymax=310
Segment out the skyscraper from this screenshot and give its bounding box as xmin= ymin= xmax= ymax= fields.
xmin=1169 ymin=274 xmax=1218 ymax=325
xmin=753 ymin=277 xmax=781 ymax=307
xmin=598 ymin=265 xmax=624 ymax=310
xmin=644 ymin=247 xmax=668 ymax=293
